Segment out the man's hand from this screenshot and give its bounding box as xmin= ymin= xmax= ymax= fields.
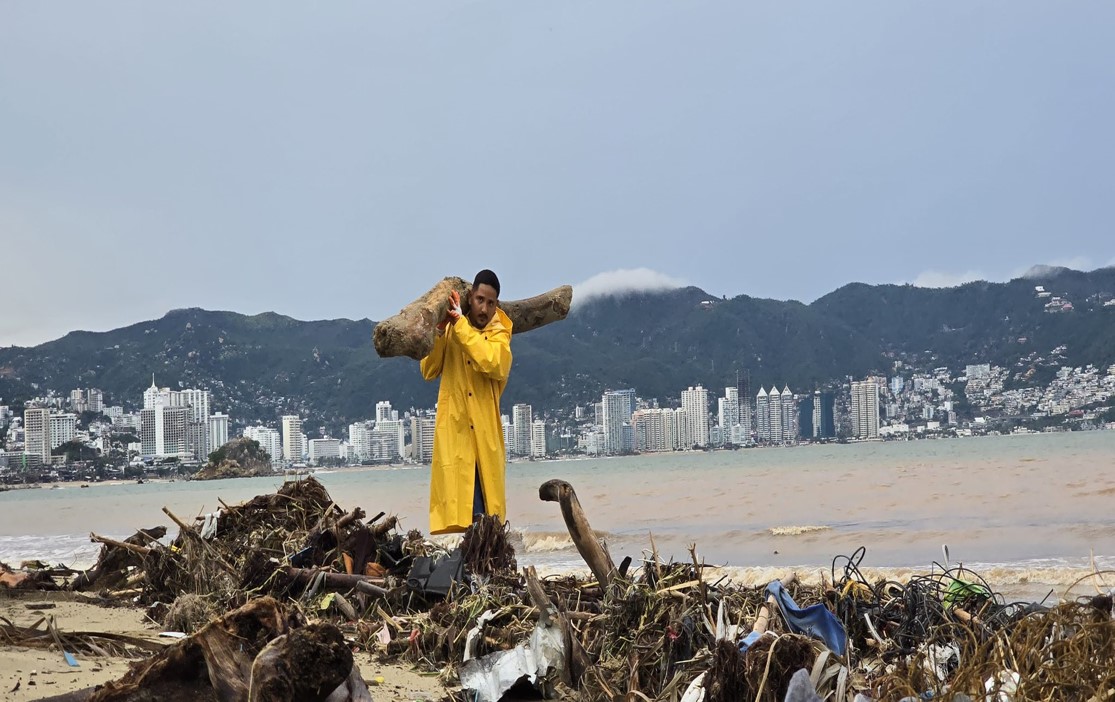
xmin=447 ymin=290 xmax=462 ymax=321
xmin=436 ymin=290 xmax=463 ymax=334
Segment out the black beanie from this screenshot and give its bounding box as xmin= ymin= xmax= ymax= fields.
xmin=472 ymin=269 xmax=501 ymax=296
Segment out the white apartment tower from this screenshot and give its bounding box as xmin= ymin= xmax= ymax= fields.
xmin=851 ymin=380 xmax=880 ymax=439
xmin=768 ymin=387 xmax=783 ymax=443
xmin=512 ymin=404 xmax=533 ymax=456
xmin=23 ymin=407 xmax=51 ymax=462
xmin=601 ymin=390 xmax=632 ymax=454
xmin=756 ymin=387 xmax=770 ymax=441
xmin=719 ymin=387 xmax=740 ymax=429
xmin=375 ymin=401 xmax=394 ymax=423
xmin=49 ymin=413 xmax=78 ymax=449
xmin=243 ymin=426 xmax=282 ymax=463
xmin=681 ymin=385 xmax=710 ymax=448
xmin=281 ymin=415 xmax=304 ymax=462
xmin=530 ymin=419 xmax=547 ymax=458
xmin=208 ymin=413 xmax=230 ymax=455
xmin=410 ymin=416 xmax=437 ymax=463
xmin=781 ymin=386 xmax=796 ymax=442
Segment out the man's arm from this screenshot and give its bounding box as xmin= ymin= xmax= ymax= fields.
xmin=454 ymin=320 xmax=512 ymax=381
xmin=419 ymin=331 xmax=448 ymax=380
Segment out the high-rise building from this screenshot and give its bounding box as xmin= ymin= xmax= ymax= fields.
xmin=737 ymin=370 xmax=753 ymax=439
xmin=719 ymin=387 xmax=740 ymax=430
xmin=818 ymin=391 xmax=836 ymax=438
xmin=376 ymin=401 xmax=394 ymax=423
xmin=768 ymin=387 xmax=783 ymax=443
xmin=632 ymin=408 xmax=680 ymax=452
xmin=851 ymin=380 xmax=880 ymax=439
xmin=23 ymin=408 xmax=51 ymax=462
xmin=800 ymin=393 xmax=816 ymax=439
xmin=243 ymin=426 xmax=282 ymax=464
xmin=602 ymin=391 xmax=633 ymax=454
xmin=502 ymin=415 xmax=513 ymax=459
xmin=681 ymin=385 xmax=710 ymax=447
xmin=756 ymin=387 xmax=770 ymax=441
xmin=780 ymin=386 xmax=796 ymax=442
xmin=512 ymin=404 xmax=533 ymax=456
xmin=281 ymin=415 xmax=304 ymax=462
xmin=410 ymin=416 xmax=437 ymax=463
xmin=86 ymin=388 xmax=104 ymax=414
xmin=140 ymin=405 xmax=190 ymax=458
xmin=371 ymin=419 xmax=405 ymax=460
xmin=530 ymin=419 xmax=547 ymax=458
xmin=349 ymin=422 xmax=372 ymax=461
xmin=208 ymin=413 xmax=230 ymax=456
xmin=49 ymin=413 xmax=78 ymax=449
xmin=69 ymin=389 xmax=87 ymax=413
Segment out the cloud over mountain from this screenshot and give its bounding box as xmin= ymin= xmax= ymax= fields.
xmin=573 ymin=268 xmax=686 ymax=305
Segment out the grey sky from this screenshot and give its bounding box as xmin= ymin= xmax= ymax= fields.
xmin=2 ymin=2 xmax=1113 ymax=347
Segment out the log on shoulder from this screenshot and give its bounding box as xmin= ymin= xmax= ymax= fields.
xmin=372 ymin=276 xmax=573 ymax=360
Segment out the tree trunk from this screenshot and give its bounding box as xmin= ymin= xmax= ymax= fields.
xmin=372 ymin=277 xmax=573 ymax=359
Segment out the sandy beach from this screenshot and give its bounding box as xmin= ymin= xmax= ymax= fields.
xmin=0 ymin=592 xmax=448 ymax=702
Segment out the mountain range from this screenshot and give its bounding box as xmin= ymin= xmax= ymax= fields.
xmin=2 ymin=266 xmax=1113 ymax=434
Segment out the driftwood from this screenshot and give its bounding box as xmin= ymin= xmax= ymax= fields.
xmin=87 ymin=596 xmax=370 ymax=702
xmin=71 ymin=527 xmax=166 ymax=592
xmin=538 ymin=479 xmax=616 ymax=589
xmin=285 ymin=567 xmax=386 ymax=590
xmin=372 ymin=276 xmax=573 ymax=359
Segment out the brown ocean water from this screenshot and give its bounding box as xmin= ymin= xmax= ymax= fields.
xmin=3 ymin=431 xmax=1113 ymax=600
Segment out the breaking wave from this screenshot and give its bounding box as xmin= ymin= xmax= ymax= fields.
xmin=768 ymin=525 xmax=832 ymax=536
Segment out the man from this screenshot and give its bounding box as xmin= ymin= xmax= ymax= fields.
xmin=420 ymin=270 xmax=513 ymax=534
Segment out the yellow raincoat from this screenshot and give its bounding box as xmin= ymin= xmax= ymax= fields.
xmin=420 ymin=308 xmax=513 ymax=534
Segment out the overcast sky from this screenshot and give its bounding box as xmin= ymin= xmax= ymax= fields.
xmin=2 ymin=2 xmax=1113 ymax=347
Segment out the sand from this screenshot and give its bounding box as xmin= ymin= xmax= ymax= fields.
xmin=0 ymin=592 xmax=450 ymax=702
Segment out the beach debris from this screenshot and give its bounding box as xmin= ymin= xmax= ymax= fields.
xmin=0 ymin=611 xmax=160 ymax=660
xmin=372 ymin=276 xmax=573 ymax=359
xmin=1 ymin=561 xmax=62 ymax=590
xmin=12 ymin=476 xmax=1115 ymax=701
xmin=86 ymin=596 xmax=371 ymax=702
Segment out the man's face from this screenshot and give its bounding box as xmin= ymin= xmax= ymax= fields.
xmin=468 ymin=283 xmax=499 ymax=329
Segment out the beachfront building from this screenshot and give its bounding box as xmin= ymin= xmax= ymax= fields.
xmin=780 ymin=386 xmax=796 ymax=442
xmin=756 ymin=387 xmax=770 ymax=441
xmin=410 ymin=416 xmax=436 ymax=463
xmin=769 ymin=387 xmax=784 ymax=442
xmin=371 ymin=419 xmax=405 ymax=460
xmin=281 ymin=415 xmax=304 ymax=462
xmin=208 ymin=413 xmax=230 ymax=455
xmin=23 ymin=407 xmax=51 ymax=462
xmin=632 ymin=408 xmax=680 ymax=452
xmin=243 ymin=426 xmax=282 ymax=463
xmin=502 ymin=415 xmax=513 ymax=459
xmin=140 ymin=405 xmax=191 ymax=459
xmin=530 ymin=419 xmax=547 ymax=457
xmin=851 ymin=379 xmax=880 ymax=439
xmin=308 ymin=438 xmax=342 ymax=465
xmin=681 ymin=385 xmax=710 ymax=448
xmin=602 ymin=390 xmax=633 ymax=454
xmin=512 ymin=404 xmax=532 ymax=456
